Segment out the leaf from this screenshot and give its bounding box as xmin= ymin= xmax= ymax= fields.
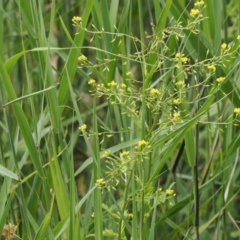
xmin=0 ymin=164 xmax=19 ymax=180
xmin=34 ymin=190 xmax=55 ymax=240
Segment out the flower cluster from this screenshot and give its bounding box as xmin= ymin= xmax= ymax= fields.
xmin=72 ymin=16 xmax=82 ymax=30
xmin=72 ymin=16 xmax=82 ymax=23
xmin=190 ymin=9 xmax=200 ymax=17
xmin=138 ymin=140 xmax=147 ymax=147
xmin=108 ymin=81 xmax=117 ymax=87
xmin=175 ymin=53 xmax=189 ymax=64
xmin=166 ymin=189 xmax=174 ymax=195
xmin=126 ymin=71 xmax=133 ymax=77
xmin=121 ymin=83 xmax=127 ymax=89
xmin=79 ymin=124 xmax=87 ymax=132
xmin=216 ymin=77 xmax=225 ymax=83
xmin=150 ymin=88 xmax=160 ymax=95
xmin=221 ymin=43 xmax=231 ymax=53
xmin=1 ymin=223 xmax=18 ymax=240
xmin=194 ymin=0 xmax=204 ymax=7
xmin=173 ymin=112 xmax=181 ymax=121
xmin=221 ymin=43 xmax=227 ymax=50
xmin=176 ymin=80 xmax=184 ymax=87
xmin=234 ymin=108 xmax=240 ymax=115
xmin=103 ymin=150 xmax=111 ymax=158
xmin=190 ymin=1 xmax=204 ymax=17
xmin=207 ymin=64 xmax=216 ymax=72
xmin=173 ymin=98 xmax=181 ymax=104
xmin=88 ymin=79 xmax=96 ymax=85
xmin=78 ymin=55 xmax=87 ymax=62
xmin=156 ymin=187 xmax=176 ymax=203
xmin=96 ymin=178 xmax=106 ymax=189
xmin=121 ymin=151 xmax=130 ymax=157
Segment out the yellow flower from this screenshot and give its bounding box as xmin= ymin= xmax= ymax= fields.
xmin=121 ymin=151 xmax=130 ymax=157
xmin=138 ymin=140 xmax=147 ymax=147
xmin=181 ymin=57 xmax=188 ymax=64
xmin=175 ymin=53 xmax=182 ymax=58
xmin=79 ymin=124 xmax=87 ymax=131
xmin=78 ymin=55 xmax=87 ymax=61
xmin=173 ymin=98 xmax=181 ymax=104
xmin=88 ymin=79 xmax=96 ymax=85
xmin=103 ymin=150 xmax=111 ymax=158
xmin=108 ymin=81 xmax=117 ymax=87
xmin=176 ymin=80 xmax=184 ymax=86
xmin=173 ymin=112 xmax=180 ymax=120
xmin=121 ymin=83 xmax=127 ymax=88
xmin=175 ymin=53 xmax=188 ymax=64
xmin=216 ymin=77 xmax=225 ymax=83
xmin=96 ymin=178 xmax=104 ymax=184
xmin=190 ymin=8 xmax=200 ymax=17
xmin=72 ymin=16 xmax=82 ymax=23
xmin=221 ymin=43 xmax=227 ymax=50
xmin=166 ymin=189 xmax=174 ymax=195
xmin=207 ymin=65 xmax=216 ymax=71
xmin=126 ymin=71 xmax=133 ymax=76
xmin=150 ymin=88 xmax=160 ymax=95
xmin=97 ymin=83 xmax=104 ymax=89
xmin=194 ymin=1 xmax=204 ymax=7
xmin=237 ymin=35 xmax=240 ymax=41
xmin=234 ymin=108 xmax=240 ymax=114
xmin=96 ymin=178 xmax=106 ymax=188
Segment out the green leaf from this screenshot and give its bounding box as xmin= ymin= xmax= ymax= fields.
xmin=34 ymin=190 xmax=55 ymax=240
xmin=0 ymin=58 xmax=44 ymax=177
xmin=0 ymin=164 xmax=19 ymax=180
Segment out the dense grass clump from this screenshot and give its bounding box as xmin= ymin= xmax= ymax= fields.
xmin=1 ymin=1 xmax=240 ymax=239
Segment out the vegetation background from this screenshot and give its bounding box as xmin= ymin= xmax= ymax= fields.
xmin=1 ymin=0 xmax=240 ymax=239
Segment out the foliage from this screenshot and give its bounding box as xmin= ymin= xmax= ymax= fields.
xmin=1 ymin=0 xmax=240 ymax=239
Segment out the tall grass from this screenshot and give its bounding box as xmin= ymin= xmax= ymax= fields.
xmin=1 ymin=0 xmax=240 ymax=239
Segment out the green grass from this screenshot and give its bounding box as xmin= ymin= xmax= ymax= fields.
xmin=1 ymin=0 xmax=240 ymax=239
